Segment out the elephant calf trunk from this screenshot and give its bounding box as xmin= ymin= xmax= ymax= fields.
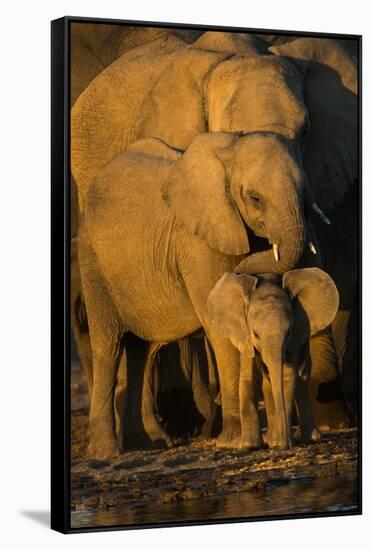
xmin=266 ymin=353 xmax=291 ymax=450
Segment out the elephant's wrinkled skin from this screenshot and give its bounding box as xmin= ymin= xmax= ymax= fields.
xmin=207 ymin=269 xmax=339 ymax=449
xmin=72 ymin=31 xmax=358 ymax=435
xmin=80 ymin=132 xmax=327 ymax=459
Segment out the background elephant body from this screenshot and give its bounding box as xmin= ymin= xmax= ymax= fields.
xmin=207 ymin=269 xmax=339 ymax=449
xmin=308 ymin=186 xmax=359 ymax=425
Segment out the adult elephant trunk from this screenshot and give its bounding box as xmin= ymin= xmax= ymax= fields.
xmin=264 ymin=347 xmax=290 ymax=449
xmin=235 ymin=196 xmax=306 ymax=276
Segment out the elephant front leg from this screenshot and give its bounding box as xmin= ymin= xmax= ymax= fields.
xmin=296 ymin=355 xmax=321 ymax=443
xmin=78 ymin=232 xmax=122 ymax=460
xmin=88 ymin=348 xmax=122 ymax=460
xmin=207 ymin=330 xmax=241 ymax=448
xmin=239 ymin=353 xmax=263 ymax=450
xmin=179 ymin=337 xmax=217 ymax=439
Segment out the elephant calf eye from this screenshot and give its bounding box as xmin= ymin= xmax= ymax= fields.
xmin=253 ymin=330 xmax=259 ymax=339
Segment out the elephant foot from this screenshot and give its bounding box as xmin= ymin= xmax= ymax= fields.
xmin=124 ymin=425 xmax=173 ymax=450
xmin=147 ymin=430 xmax=173 ymax=449
xmin=215 ymin=416 xmax=241 ymax=448
xmin=263 ymin=429 xmax=292 ymax=450
xmin=313 ymin=400 xmax=351 ymax=431
xmin=198 ymin=418 xmax=215 ymax=440
xmin=238 ymin=433 xmax=263 ymax=450
xmin=87 ymin=417 xmax=120 ymax=459
xmin=86 ymin=437 xmax=120 ymax=460
xmin=143 ymin=416 xmax=173 ymax=449
xmin=263 ymin=429 xmax=274 ymax=448
xmin=300 ymin=427 xmax=322 ymax=444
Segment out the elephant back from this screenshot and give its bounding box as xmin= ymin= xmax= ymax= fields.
xmin=71 ymin=33 xmax=188 ymax=212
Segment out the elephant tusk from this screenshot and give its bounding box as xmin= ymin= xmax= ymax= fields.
xmin=273 ymin=243 xmax=280 ymax=262
xmin=309 ymin=241 xmax=317 ymax=254
xmin=312 ymin=203 xmax=331 ymax=225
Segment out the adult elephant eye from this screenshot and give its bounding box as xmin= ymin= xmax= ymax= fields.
xmin=249 ymin=194 xmax=262 ymax=206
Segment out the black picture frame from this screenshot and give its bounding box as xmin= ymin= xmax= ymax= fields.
xmin=51 ymin=16 xmax=362 ymax=534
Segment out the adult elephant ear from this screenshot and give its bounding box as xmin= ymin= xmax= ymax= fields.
xmin=283 ymin=268 xmax=339 ymax=346
xmin=162 ymin=133 xmax=249 ymax=255
xmin=269 ymin=38 xmax=358 ymax=214
xmin=207 ymin=273 xmax=258 ymax=356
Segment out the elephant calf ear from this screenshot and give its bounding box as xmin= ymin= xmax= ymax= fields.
xmin=162 ymin=133 xmax=250 ymax=255
xmin=269 ymin=38 xmax=358 ymax=214
xmin=207 ymin=272 xmax=257 ymax=355
xmin=283 ymin=267 xmax=339 ymax=337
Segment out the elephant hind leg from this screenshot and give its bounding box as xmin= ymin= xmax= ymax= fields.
xmin=123 ymin=338 xmax=172 ymax=450
xmin=141 ymin=342 xmax=173 ymax=448
xmin=114 ymin=348 xmax=128 ymax=451
xmin=178 ymin=336 xmax=218 ymax=439
xmin=199 ymin=337 xmax=218 ymax=438
xmin=85 ymin=302 xmax=123 ymax=459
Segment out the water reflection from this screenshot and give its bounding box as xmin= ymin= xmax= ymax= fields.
xmin=71 ymin=473 xmax=358 ymax=529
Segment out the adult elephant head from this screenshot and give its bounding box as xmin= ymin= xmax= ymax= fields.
xmin=163 ymin=131 xmax=308 ymax=274
xmin=72 ymin=32 xmax=357 ymax=275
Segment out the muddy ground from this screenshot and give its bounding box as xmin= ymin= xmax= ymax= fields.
xmin=70 ymin=363 xmax=359 ymax=526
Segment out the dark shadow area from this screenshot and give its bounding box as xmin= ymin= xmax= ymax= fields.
xmin=19 ymin=510 xmax=50 ymax=528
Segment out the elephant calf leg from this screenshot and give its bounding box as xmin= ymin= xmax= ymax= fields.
xmin=262 ymin=371 xmax=275 ymax=447
xmin=239 ymin=353 xmax=262 ymax=450
xmin=209 ymin=332 xmax=241 ymax=448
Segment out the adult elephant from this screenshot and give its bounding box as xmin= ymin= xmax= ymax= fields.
xmin=72 ymin=32 xmax=357 ymax=428
xmin=70 ymin=26 xmax=205 ymax=433
xmin=72 ymin=33 xmax=356 ymax=274
xmin=70 ymin=29 xmax=270 ymax=438
xmin=79 ymin=131 xmax=323 ymax=459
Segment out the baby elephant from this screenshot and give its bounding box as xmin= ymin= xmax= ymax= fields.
xmin=207 ymin=268 xmax=339 ymax=450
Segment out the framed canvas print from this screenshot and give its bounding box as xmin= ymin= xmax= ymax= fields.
xmin=51 ymin=16 xmax=362 ymax=533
